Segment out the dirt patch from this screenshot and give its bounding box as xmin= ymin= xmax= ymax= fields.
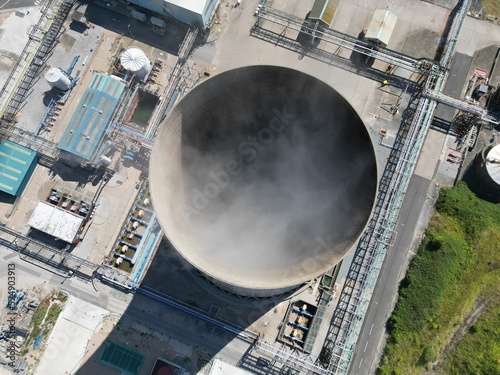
xmin=482 ymin=0 xmax=500 ymax=18
xmin=0 ymin=50 xmax=19 ymax=71
xmin=401 ymin=29 xmax=440 ymax=60
xmin=59 ymin=34 xmax=76 ymax=52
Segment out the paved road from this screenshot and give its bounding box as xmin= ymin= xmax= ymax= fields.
xmin=434 ymin=52 xmax=473 ymax=122
xmin=0 ymin=246 xmax=250 ymax=370
xmin=349 ymin=174 xmax=432 ymax=374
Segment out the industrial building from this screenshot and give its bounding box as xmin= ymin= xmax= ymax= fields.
xmin=278 ymin=301 xmax=319 ymax=352
xmin=58 ymin=73 xmax=126 ymax=164
xmin=127 ymin=0 xmax=219 ymax=26
xmin=28 ymin=201 xmax=85 ymax=243
xmin=1 ymin=0 xmax=497 ymax=373
xmin=365 ymin=10 xmax=397 ymax=48
xmin=309 ymin=0 xmax=336 ymax=27
xmin=0 ymin=140 xmax=38 ymax=196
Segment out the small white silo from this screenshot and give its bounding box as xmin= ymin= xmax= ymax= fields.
xmin=120 ymin=48 xmax=151 ymax=82
xmin=485 ymin=144 xmax=500 ymax=186
xmin=45 ymin=67 xmax=72 ymax=91
xmin=466 ymin=143 xmax=500 ymax=203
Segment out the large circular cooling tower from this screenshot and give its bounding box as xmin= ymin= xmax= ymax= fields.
xmin=150 ymin=66 xmax=378 ymax=297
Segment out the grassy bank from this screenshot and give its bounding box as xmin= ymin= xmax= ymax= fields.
xmin=377 ymin=182 xmax=500 ymax=374
xmin=442 ymin=302 xmax=500 ymax=374
xmin=483 ymin=0 xmax=500 ymax=18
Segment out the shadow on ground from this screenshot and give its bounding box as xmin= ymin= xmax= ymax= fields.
xmin=73 ymin=238 xmax=305 ymax=375
xmin=83 ymin=3 xmax=190 ymax=55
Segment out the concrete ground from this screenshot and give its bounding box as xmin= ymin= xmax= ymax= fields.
xmin=0 ymin=242 xmax=253 ymax=375
xmin=0 ymin=158 xmax=143 ymax=265
xmin=0 ymin=8 xmax=41 ymax=90
xmin=35 ymin=296 xmax=109 ymax=375
xmin=142 ymin=239 xmax=338 ymax=355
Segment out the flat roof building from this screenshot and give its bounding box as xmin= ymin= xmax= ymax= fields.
xmin=309 ymin=0 xmax=336 ymax=27
xmin=28 ymin=201 xmax=84 ymax=243
xmin=58 ymin=73 xmax=125 ymax=163
xmin=127 ymin=0 xmax=219 ymax=26
xmin=0 ymin=140 xmax=37 ymax=196
xmin=365 ymin=10 xmax=398 ymax=48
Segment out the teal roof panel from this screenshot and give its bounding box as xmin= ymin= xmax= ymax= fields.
xmin=58 ymin=73 xmax=125 ymax=161
xmin=0 ymin=140 xmax=37 ymax=196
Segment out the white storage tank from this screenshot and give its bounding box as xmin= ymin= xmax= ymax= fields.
xmin=485 ymin=144 xmax=500 ymax=186
xmin=465 ymin=144 xmax=500 ymax=203
xmin=99 ymin=154 xmax=112 ymax=165
xmin=45 ymin=67 xmax=72 ymax=91
xmin=120 ymin=48 xmax=151 ymax=82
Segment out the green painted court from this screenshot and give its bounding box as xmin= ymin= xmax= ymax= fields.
xmin=99 ymin=341 xmax=144 ymax=375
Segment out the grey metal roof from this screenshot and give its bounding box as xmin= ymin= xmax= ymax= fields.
xmin=58 ymin=73 xmax=125 ymax=161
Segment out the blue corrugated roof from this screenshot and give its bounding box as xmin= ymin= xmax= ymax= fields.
xmin=58 ymin=73 xmax=126 ymax=160
xmin=0 ymin=140 xmax=38 ymax=196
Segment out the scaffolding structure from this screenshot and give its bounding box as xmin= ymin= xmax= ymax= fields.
xmin=0 ymin=224 xmax=143 ymax=289
xmin=424 ymin=89 xmax=500 ymax=124
xmin=108 ymin=123 xmax=154 ymax=149
xmin=254 ymin=341 xmax=329 ymax=375
xmin=0 ymin=224 xmax=98 ymax=277
xmin=322 ymin=77 xmax=442 ymax=374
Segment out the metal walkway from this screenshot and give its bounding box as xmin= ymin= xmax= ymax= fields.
xmin=0 ymin=224 xmax=98 ymax=277
xmin=108 ymin=123 xmax=154 ymax=149
xmin=424 ymin=89 xmax=500 ymax=124
xmin=145 ymin=26 xmax=199 ymax=139
xmin=254 ymin=341 xmax=329 ymax=375
xmin=249 ymin=24 xmax=421 ymax=91
xmin=254 ymin=6 xmax=441 ymax=76
xmin=321 ymin=85 xmax=439 ymax=374
xmin=0 ymin=125 xmax=59 ymax=167
xmin=0 ymin=223 xmax=144 ymax=290
xmin=0 ymin=0 xmax=76 ymax=122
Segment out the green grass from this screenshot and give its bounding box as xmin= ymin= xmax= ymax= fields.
xmin=44 ymin=304 xmax=63 ymax=333
xmin=25 ymin=291 xmax=67 ymax=347
xmin=482 ymin=0 xmax=500 ymax=18
xmin=442 ymin=302 xmax=500 ymax=375
xmin=27 ymin=299 xmax=50 ymax=345
xmin=378 ymin=182 xmax=500 ymax=374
